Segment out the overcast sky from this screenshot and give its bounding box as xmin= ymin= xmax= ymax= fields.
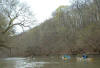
xmin=16 ymin=0 xmax=71 ymax=33
xmin=21 ymin=0 xmax=71 ymax=23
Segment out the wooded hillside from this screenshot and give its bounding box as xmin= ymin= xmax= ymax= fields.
xmin=0 ymin=0 xmax=100 ymax=57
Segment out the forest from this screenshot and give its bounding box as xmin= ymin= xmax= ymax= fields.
xmin=0 ymin=0 xmax=100 ymax=57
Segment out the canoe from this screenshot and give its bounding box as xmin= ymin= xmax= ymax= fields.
xmin=62 ymin=55 xmax=71 ymax=60
xmin=76 ymin=57 xmax=94 ymax=62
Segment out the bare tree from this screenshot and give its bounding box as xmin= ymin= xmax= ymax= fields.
xmin=0 ymin=0 xmax=35 ymax=34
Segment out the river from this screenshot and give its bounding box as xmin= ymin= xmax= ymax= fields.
xmin=0 ymin=55 xmax=100 ymax=68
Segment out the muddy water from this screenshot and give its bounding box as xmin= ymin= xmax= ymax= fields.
xmin=0 ymin=56 xmax=100 ymax=68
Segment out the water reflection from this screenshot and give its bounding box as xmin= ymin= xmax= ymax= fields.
xmin=15 ymin=60 xmax=50 ymax=68
xmin=0 ymin=58 xmax=50 ymax=68
xmin=0 ymin=56 xmax=100 ymax=68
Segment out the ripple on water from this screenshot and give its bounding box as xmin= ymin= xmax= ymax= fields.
xmin=2 ymin=57 xmax=26 ymax=61
xmin=0 ymin=58 xmax=59 ymax=68
xmin=15 ymin=61 xmax=50 ymax=68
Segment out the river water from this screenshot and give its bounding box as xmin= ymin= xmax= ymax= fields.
xmin=0 ymin=55 xmax=100 ymax=68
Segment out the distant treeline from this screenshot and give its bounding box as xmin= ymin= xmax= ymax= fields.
xmin=0 ymin=0 xmax=100 ymax=57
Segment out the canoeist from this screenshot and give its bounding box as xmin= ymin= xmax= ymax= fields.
xmin=62 ymin=54 xmax=71 ymax=62
xmin=82 ymin=54 xmax=88 ymax=59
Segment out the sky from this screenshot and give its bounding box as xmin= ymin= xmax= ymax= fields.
xmin=16 ymin=0 xmax=71 ymax=33
xmin=22 ymin=0 xmax=71 ymax=24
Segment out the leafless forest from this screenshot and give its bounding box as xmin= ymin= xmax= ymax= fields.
xmin=0 ymin=0 xmax=100 ymax=57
